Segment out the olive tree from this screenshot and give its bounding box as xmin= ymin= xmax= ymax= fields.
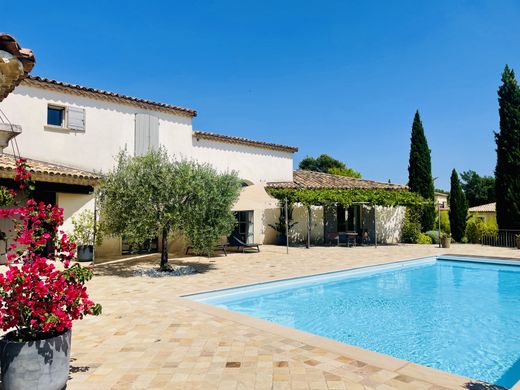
xmin=99 ymin=149 xmax=241 ymax=269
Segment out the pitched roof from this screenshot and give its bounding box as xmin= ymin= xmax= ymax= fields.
xmin=0 ymin=154 xmax=100 ymax=187
xmin=267 ymin=170 xmax=406 ymax=190
xmin=22 ymin=76 xmax=197 ymax=117
xmin=468 ymin=202 xmax=496 ymax=213
xmin=0 ymin=33 xmax=35 ymax=101
xmin=193 ymin=131 xmax=298 ymax=153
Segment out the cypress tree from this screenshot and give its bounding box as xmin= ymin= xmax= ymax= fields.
xmin=495 ymin=65 xmax=520 ymax=230
xmin=408 ymin=110 xmax=435 ymax=231
xmin=449 ymin=169 xmax=468 ymax=242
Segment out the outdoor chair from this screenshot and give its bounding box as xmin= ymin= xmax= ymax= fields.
xmin=325 ymin=232 xmax=340 ymax=246
xmin=228 ymin=235 xmax=260 ymax=253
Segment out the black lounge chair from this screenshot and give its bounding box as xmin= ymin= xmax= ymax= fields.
xmin=229 ymin=235 xmax=260 ymax=253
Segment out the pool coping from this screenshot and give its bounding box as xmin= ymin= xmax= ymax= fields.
xmin=179 ymin=254 xmax=520 ymax=389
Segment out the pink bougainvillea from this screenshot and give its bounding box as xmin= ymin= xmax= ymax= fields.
xmin=0 ymin=158 xmax=101 ymax=341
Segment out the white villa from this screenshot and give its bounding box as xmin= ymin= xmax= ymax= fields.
xmin=0 ymin=38 xmax=408 ymax=257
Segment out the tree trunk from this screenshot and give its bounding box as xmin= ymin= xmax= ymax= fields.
xmin=160 ymin=227 xmax=169 ymax=270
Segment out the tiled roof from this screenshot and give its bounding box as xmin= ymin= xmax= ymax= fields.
xmin=0 ymin=154 xmax=100 ymax=186
xmin=468 ymin=202 xmax=496 ymax=213
xmin=193 ymin=131 xmax=298 ymax=153
xmin=22 ymin=76 xmax=197 ymax=117
xmin=0 ymin=33 xmax=35 ymax=101
xmin=267 ymin=170 xmax=407 ymax=190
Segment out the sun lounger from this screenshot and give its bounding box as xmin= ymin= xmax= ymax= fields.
xmin=228 ymin=235 xmax=260 ymax=253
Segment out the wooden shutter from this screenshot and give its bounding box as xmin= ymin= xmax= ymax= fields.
xmin=67 ymin=106 xmax=85 ymax=131
xmin=135 ymin=114 xmax=160 ymax=155
xmin=135 ymin=113 xmax=149 ymax=156
xmin=148 ymin=115 xmax=159 ymax=151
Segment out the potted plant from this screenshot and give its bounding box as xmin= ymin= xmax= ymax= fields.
xmin=440 ymin=232 xmax=451 ymax=248
xmin=71 ymin=209 xmax=103 ymax=262
xmin=0 ymin=159 xmax=101 ymax=390
xmin=269 ymin=203 xmax=297 ymax=245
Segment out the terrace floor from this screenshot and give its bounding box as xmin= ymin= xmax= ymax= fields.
xmin=68 ymin=244 xmax=520 ymax=390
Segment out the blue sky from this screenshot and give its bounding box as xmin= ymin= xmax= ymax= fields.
xmin=4 ymin=1 xmax=520 ymax=189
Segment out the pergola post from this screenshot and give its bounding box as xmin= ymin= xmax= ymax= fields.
xmin=306 ymin=206 xmax=311 ymax=249
xmin=374 ymin=205 xmax=377 ymax=248
xmin=285 ymin=198 xmax=289 ymax=254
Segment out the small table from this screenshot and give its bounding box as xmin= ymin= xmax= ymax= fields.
xmin=340 ymin=232 xmax=358 ymax=247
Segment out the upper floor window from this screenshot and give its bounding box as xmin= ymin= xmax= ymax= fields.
xmin=46 ymin=104 xmax=86 ymax=131
xmin=47 ymin=105 xmax=65 ymax=127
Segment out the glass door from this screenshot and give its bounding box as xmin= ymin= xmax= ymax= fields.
xmin=234 ymin=211 xmax=254 ymax=244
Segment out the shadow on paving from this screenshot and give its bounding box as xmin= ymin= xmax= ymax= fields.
xmin=465 ymin=382 xmax=509 ymax=390
xmin=93 ymin=256 xmax=217 ymax=278
xmin=68 ymin=358 xmax=90 ymax=380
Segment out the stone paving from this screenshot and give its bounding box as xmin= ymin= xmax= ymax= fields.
xmin=67 ymin=244 xmax=520 ymax=389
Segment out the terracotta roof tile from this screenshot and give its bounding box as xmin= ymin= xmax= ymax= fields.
xmin=468 ymin=202 xmax=496 ymax=213
xmin=0 ymin=154 xmax=100 ymax=187
xmin=0 ymin=33 xmax=35 ymax=101
xmin=22 ymin=76 xmax=197 ymax=117
xmin=193 ymin=131 xmax=298 ymax=153
xmin=267 ymin=170 xmax=406 ymax=190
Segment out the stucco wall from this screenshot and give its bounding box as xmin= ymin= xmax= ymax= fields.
xmin=57 ymin=192 xmax=94 ymax=234
xmin=55 ymin=192 xmax=121 ymax=257
xmin=375 ymin=205 xmax=406 ymax=244
xmin=290 ymin=205 xmax=325 ymax=245
xmin=192 ymin=138 xmax=294 ymax=183
xmin=1 ymin=86 xmax=295 ymax=184
xmin=232 ymin=183 xmax=280 ymax=244
xmin=0 ymin=85 xmax=193 ymax=173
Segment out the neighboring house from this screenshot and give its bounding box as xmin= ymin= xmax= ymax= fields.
xmin=468 ymin=202 xmax=496 ymax=224
xmin=434 ymin=191 xmax=449 ymax=210
xmin=0 ymin=76 xmax=296 ymax=256
xmin=267 ymin=170 xmax=407 ymax=245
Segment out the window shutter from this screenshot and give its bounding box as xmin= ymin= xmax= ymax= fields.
xmin=135 ymin=113 xmax=159 ymax=156
xmin=148 ymin=115 xmax=159 ymax=151
xmin=67 ymin=106 xmax=85 ymax=131
xmin=135 ymin=113 xmax=149 ymax=156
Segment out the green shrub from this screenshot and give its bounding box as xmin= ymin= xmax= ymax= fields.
xmin=401 ymin=218 xmax=421 ymax=243
xmin=417 ymin=233 xmax=433 ymax=244
xmin=439 ymin=210 xmax=450 ymax=233
xmin=465 ymin=218 xmax=498 ymax=244
xmin=424 ymin=230 xmax=440 ymax=244
xmin=481 ymin=221 xmax=498 ymax=237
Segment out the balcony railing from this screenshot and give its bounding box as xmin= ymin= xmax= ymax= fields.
xmin=481 ymin=229 xmax=520 ymax=248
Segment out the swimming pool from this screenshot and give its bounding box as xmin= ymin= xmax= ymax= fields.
xmin=186 ymin=256 xmax=520 ymax=388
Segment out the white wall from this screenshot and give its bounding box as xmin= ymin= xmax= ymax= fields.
xmin=375 ymin=205 xmax=406 ymax=244
xmin=0 ymin=85 xmax=295 ymax=183
xmin=57 ymin=192 xmax=94 ymax=234
xmin=0 ymin=85 xmax=193 ymax=173
xmin=290 ymin=205 xmax=324 ymax=245
xmin=192 ymin=138 xmax=294 ymax=183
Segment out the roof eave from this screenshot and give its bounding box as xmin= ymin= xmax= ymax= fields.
xmin=22 ymin=76 xmax=197 ymax=118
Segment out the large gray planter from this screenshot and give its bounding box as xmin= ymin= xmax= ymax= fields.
xmin=0 ymin=329 xmax=71 ymax=390
xmin=77 ymin=245 xmax=93 ymax=262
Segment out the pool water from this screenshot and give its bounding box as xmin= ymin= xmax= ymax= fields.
xmin=187 ymin=257 xmax=520 ymax=388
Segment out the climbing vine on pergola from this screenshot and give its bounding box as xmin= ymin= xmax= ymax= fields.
xmin=267 ymin=187 xmax=429 ymax=207
xmin=267 ymin=187 xmax=431 ymax=248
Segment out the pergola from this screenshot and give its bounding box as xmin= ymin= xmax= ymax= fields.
xmin=266 ymin=170 xmax=427 ymax=249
